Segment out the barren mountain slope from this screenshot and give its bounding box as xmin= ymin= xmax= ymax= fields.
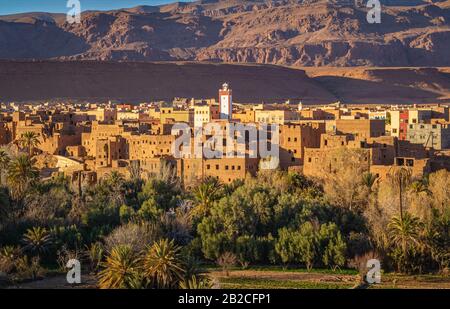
xmin=0 ymin=0 xmax=449 ymax=66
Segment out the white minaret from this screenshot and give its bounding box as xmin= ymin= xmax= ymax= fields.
xmin=219 ymin=82 xmax=232 ymax=120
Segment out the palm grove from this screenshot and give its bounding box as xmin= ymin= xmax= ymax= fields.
xmin=0 ymin=133 xmax=449 ymax=288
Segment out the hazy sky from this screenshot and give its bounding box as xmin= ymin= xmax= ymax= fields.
xmin=0 ymin=0 xmax=194 ymax=15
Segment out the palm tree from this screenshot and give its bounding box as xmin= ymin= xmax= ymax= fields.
xmin=19 ymin=131 xmax=40 ymax=157
xmin=142 ymin=239 xmax=184 ymax=289
xmin=97 ymin=245 xmax=142 ymax=289
xmin=192 ymin=176 xmax=222 ymax=217
xmin=388 ymin=167 xmax=412 ymax=220
xmin=388 ymin=213 xmax=423 ymax=271
xmin=105 ymin=171 xmax=125 ymax=207
xmin=7 ymin=154 xmax=39 ymax=200
xmin=22 ymin=227 xmax=52 ymax=256
xmin=0 ymin=149 xmax=10 ymax=186
xmin=361 ymin=172 xmax=378 ymax=193
xmin=409 ymin=180 xmax=430 ymax=196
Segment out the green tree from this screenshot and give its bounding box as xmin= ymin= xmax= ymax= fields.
xmin=275 ymin=223 xmax=318 ymax=270
xmin=297 ymin=222 xmax=318 ymax=271
xmin=137 ymin=197 xmax=162 ymax=221
xmin=139 ymin=178 xmax=182 ymax=212
xmin=318 ymin=223 xmax=347 ymax=270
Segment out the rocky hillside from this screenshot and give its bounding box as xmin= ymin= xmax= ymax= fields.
xmin=0 ymin=0 xmax=449 ymax=66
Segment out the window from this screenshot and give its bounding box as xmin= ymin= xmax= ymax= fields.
xmin=216 ymin=164 xmax=219 ymax=170
xmin=206 ymin=164 xmax=210 ymax=170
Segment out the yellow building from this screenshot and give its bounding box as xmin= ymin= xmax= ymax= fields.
xmin=160 ymin=107 xmax=194 ymax=126
xmin=255 ymin=110 xmax=299 ymax=124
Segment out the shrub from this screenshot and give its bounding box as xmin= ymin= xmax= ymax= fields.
xmin=0 ymin=245 xmax=22 ymax=274
xmin=85 ymin=242 xmax=104 ymax=273
xmin=217 ymin=252 xmax=237 ymax=277
xmin=104 ymin=222 xmax=160 ymax=254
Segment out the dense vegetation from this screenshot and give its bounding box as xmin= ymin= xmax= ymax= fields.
xmin=0 ymin=142 xmax=449 ymax=288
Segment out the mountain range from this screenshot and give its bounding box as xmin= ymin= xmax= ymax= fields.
xmin=1 ymin=0 xmax=450 ymax=66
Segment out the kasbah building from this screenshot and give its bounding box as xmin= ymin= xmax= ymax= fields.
xmin=1 ymin=83 xmax=450 ymax=189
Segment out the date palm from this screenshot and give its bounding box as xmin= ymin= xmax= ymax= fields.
xmin=192 ymin=176 xmax=222 ymax=217
xmin=388 ymin=213 xmax=423 ymax=265
xmin=361 ymin=172 xmax=378 ymax=193
xmin=97 ymin=245 xmax=142 ymax=289
xmin=19 ymin=131 xmax=40 ymax=157
xmin=142 ymin=239 xmax=184 ymax=289
xmin=7 ymin=154 xmax=39 ymax=200
xmin=388 ymin=167 xmax=412 ymax=220
xmin=22 ymin=227 xmax=52 ymax=256
xmin=105 ymin=171 xmax=125 ymax=207
xmin=0 ymin=149 xmax=10 ymax=186
xmin=409 ymin=180 xmax=430 ymax=196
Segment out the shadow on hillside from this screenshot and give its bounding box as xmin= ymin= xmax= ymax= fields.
xmin=313 ymin=75 xmax=450 ymax=104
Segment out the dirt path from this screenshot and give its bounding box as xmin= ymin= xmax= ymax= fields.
xmin=210 ymin=269 xmax=357 ymax=283
xmin=7 ymin=274 xmax=97 ymax=289
xmin=210 ymin=269 xmax=450 ymax=289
